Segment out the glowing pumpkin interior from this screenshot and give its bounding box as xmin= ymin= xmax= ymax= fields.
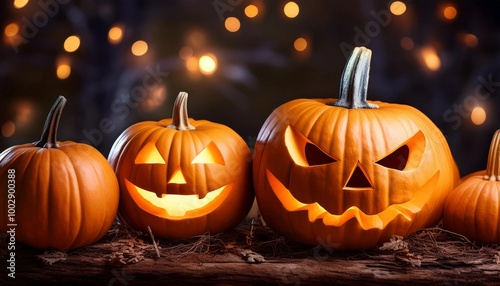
xmin=126 ymin=140 xmax=232 ymax=220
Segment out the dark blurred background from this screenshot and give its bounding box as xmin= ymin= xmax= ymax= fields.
xmin=1 ymin=0 xmax=499 ymax=176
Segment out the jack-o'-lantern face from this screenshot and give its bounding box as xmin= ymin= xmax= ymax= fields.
xmin=252 ymin=47 xmax=460 ymax=249
xmin=124 ymin=140 xmax=234 ymax=220
xmin=108 ymin=92 xmax=253 ymax=240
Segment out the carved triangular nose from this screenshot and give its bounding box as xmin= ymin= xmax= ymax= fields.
xmin=345 ymin=163 xmax=373 ymax=189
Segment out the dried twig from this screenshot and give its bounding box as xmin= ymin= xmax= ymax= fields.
xmin=147 ymin=226 xmax=161 ymax=258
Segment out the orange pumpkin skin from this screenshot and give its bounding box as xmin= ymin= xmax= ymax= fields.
xmin=108 ymin=92 xmax=253 ymax=239
xmin=444 ymin=130 xmax=500 ymax=244
xmin=253 ymin=47 xmax=460 ymax=250
xmin=0 ymin=97 xmax=119 ymax=251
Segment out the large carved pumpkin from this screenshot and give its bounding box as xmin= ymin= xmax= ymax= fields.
xmin=0 ymin=96 xmax=119 ymax=250
xmin=108 ymin=92 xmax=253 ymax=239
xmin=253 ymin=47 xmax=460 ymax=250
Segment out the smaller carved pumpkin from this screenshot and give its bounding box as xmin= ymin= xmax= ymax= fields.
xmin=444 ymin=129 xmax=500 ymax=243
xmin=0 ymin=96 xmax=120 ymax=250
xmin=108 ymin=92 xmax=253 ymax=239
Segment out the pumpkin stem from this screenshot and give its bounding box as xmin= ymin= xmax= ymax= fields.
xmin=329 ymin=46 xmax=379 ymax=109
xmin=167 ymin=91 xmax=195 ymax=131
xmin=483 ymin=129 xmax=500 ymax=181
xmin=34 ymin=96 xmax=66 ymax=148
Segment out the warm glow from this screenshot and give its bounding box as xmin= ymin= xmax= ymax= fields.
xmin=126 ymin=178 xmax=230 ymax=218
xmin=192 ymin=142 xmax=225 ymax=165
xmin=2 ymin=121 xmax=15 ymax=138
xmin=179 ymin=46 xmax=193 ymax=60
xmin=245 ymin=5 xmax=259 ymax=18
xmin=224 ymin=17 xmax=241 ymax=32
xmin=131 ymin=40 xmax=148 ymax=56
xmin=108 ymin=25 xmax=124 ymax=44
xmin=4 ymin=23 xmax=19 ymax=37
xmin=421 ymin=47 xmax=441 ymax=71
xmin=390 ymin=1 xmax=407 ymax=16
xmin=64 ymin=35 xmax=80 ymax=52
xmin=284 ymin=2 xmax=299 ymax=18
xmin=199 ymin=54 xmax=218 ymax=75
xmin=142 ymin=84 xmax=167 ymax=112
xmin=13 ymin=0 xmax=29 ymax=9
xmin=168 ymin=168 xmax=187 ymax=184
xmin=471 ymin=107 xmax=486 ymax=125
xmin=15 ymin=101 xmax=34 ymax=126
xmin=135 ymin=141 xmax=166 ymax=164
xmin=463 ymin=33 xmax=478 ymax=48
xmin=56 ymin=64 xmax=71 ymax=79
xmin=186 ymin=57 xmax=199 ymax=72
xmin=294 ymin=37 xmax=308 ymax=52
xmin=400 ymin=37 xmax=414 ymax=51
xmin=443 ymin=6 xmax=457 ymax=20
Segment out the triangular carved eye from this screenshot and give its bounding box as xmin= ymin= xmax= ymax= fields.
xmin=375 ymin=131 xmax=425 ymax=171
xmin=135 ymin=141 xmax=166 ymax=164
xmin=376 ymin=145 xmax=409 ymax=171
xmin=191 ymin=141 xmax=225 ymax=165
xmin=285 ymin=126 xmax=337 ymax=167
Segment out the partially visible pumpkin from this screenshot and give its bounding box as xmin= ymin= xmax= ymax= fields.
xmin=0 ymin=96 xmax=119 ymax=250
xmin=444 ymin=129 xmax=500 ymax=243
xmin=253 ymin=47 xmax=460 ymax=250
xmin=108 ymin=91 xmax=253 ymax=240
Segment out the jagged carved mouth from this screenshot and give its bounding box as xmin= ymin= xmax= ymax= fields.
xmin=125 ymin=178 xmax=233 ymax=220
xmin=266 ymin=169 xmax=439 ymax=230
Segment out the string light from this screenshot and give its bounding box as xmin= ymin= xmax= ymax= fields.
xmin=131 ymin=40 xmax=148 ymax=56
xmin=13 ymin=0 xmax=29 ymax=9
xmin=199 ymin=54 xmax=218 ymax=75
xmin=471 ymin=107 xmax=486 ymax=125
xmin=284 ymin=2 xmax=299 ymax=18
xmin=108 ymin=25 xmax=124 ymax=44
xmin=245 ymin=5 xmax=259 ymax=18
xmin=56 ymin=64 xmax=71 ymax=79
xmin=64 ymin=35 xmax=80 ymax=52
xmin=225 ymin=17 xmax=241 ymax=32
xmin=390 ymin=1 xmax=407 ymax=16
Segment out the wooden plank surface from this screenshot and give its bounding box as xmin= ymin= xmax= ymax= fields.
xmin=2 ymin=221 xmax=500 ymax=285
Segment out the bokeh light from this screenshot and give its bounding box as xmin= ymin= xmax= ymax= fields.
xmin=443 ymin=5 xmax=457 ymax=20
xmin=400 ymin=37 xmax=414 ymax=51
xmin=225 ymin=17 xmax=241 ymax=32
xmin=390 ymin=1 xmax=407 ymax=16
xmin=199 ymin=54 xmax=218 ymax=75
xmin=131 ymin=40 xmax=148 ymax=56
xmin=13 ymin=0 xmax=29 ymax=9
xmin=179 ymin=46 xmax=194 ymax=60
xmin=284 ymin=2 xmax=299 ymax=18
xmin=64 ymin=35 xmax=81 ymax=52
xmin=108 ymin=25 xmax=124 ymax=44
xmin=2 ymin=121 xmax=15 ymax=138
xmin=421 ymin=47 xmax=441 ymax=71
xmin=56 ymin=64 xmax=71 ymax=79
xmin=245 ymin=5 xmax=259 ymax=18
xmin=4 ymin=23 xmax=19 ymax=37
xmin=471 ymin=107 xmax=486 ymax=125
xmin=294 ymin=37 xmax=308 ymax=52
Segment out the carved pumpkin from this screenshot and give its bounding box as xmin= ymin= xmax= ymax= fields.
xmin=108 ymin=92 xmax=253 ymax=239
xmin=0 ymin=96 xmax=119 ymax=250
xmin=444 ymin=129 xmax=500 ymax=243
xmin=253 ymin=47 xmax=460 ymax=250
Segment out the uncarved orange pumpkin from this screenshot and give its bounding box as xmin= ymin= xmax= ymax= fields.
xmin=0 ymin=96 xmax=120 ymax=250
xmin=444 ymin=129 xmax=500 ymax=243
xmin=108 ymin=92 xmax=253 ymax=239
xmin=253 ymin=47 xmax=460 ymax=250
